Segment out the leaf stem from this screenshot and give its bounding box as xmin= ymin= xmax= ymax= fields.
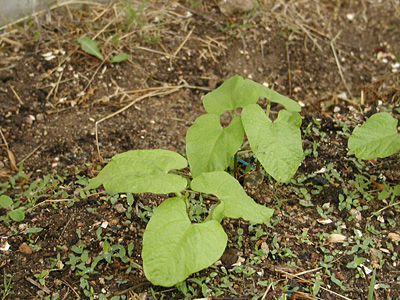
xmin=233 ymin=152 xmax=238 ymax=176
xmin=265 ymin=101 xmax=271 ymax=118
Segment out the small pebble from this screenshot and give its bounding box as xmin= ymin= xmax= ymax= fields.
xmin=115 ymin=203 xmax=126 ymax=214
xmin=19 ymin=242 xmax=34 ymax=254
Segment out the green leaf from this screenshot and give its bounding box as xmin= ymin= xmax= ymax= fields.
xmin=77 ymin=37 xmax=104 ymax=60
xmin=202 ymin=75 xmax=263 ymax=115
xmin=263 ymin=88 xmax=301 ymax=112
xmin=142 ymin=197 xmax=227 ymax=287
xmin=110 ymin=54 xmax=131 ymax=63
xmin=186 ymin=114 xmax=244 ymax=177
xmin=347 ymin=112 xmax=400 ymax=159
xmin=191 ymin=171 xmax=274 ymax=223
xmin=84 ymin=149 xmax=188 ymax=194
xmin=0 ymin=195 xmax=13 ymax=208
xmin=207 ymin=201 xmax=225 ymax=222
xmin=202 ymin=75 xmax=301 ymax=115
xmin=242 ymin=104 xmax=303 ymax=182
xmin=367 ymin=268 xmax=376 ymax=300
xmin=8 ymin=208 xmax=25 ymax=222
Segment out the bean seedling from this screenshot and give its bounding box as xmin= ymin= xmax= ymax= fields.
xmin=85 ymin=75 xmax=303 ymax=287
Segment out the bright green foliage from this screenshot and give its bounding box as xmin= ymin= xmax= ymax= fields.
xmin=242 ymin=105 xmax=303 ymax=182
xmin=367 ymin=268 xmax=376 ymax=300
xmin=203 ymin=75 xmax=262 ymax=115
xmin=142 ymin=197 xmax=227 ymax=287
xmin=191 ymin=171 xmax=274 ymax=223
xmin=110 ymin=54 xmax=131 ymax=63
xmin=187 ymin=74 xmax=302 ymax=182
xmin=77 ymin=37 xmax=104 ymax=60
xmin=202 ymin=75 xmax=300 ymax=115
xmin=263 ymin=88 xmax=301 ymax=112
xmin=186 ymin=114 xmax=244 ymax=177
xmin=85 ymin=75 xmax=304 ymax=287
xmin=84 ymin=149 xmax=187 ymax=194
xmin=77 ymin=37 xmax=130 ymax=63
xmin=0 ymin=195 xmax=25 ymax=222
xmin=348 ymin=112 xmax=400 ymax=159
xmin=0 ymin=195 xmax=12 ymax=208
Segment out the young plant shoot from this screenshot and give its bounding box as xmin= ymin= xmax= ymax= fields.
xmin=85 ymin=75 xmax=303 ymax=287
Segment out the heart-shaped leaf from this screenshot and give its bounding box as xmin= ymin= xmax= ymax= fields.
xmin=77 ymin=37 xmax=104 ymax=60
xmin=186 ymin=114 xmax=244 ymax=177
xmin=203 ymin=75 xmax=263 ymax=115
xmin=191 ymin=171 xmax=274 ymax=223
xmin=263 ymin=88 xmax=301 ymax=112
xmin=242 ymin=104 xmax=303 ymax=182
xmin=85 ymin=149 xmax=188 ymax=194
xmin=203 ymin=75 xmax=301 ymax=115
xmin=142 ymin=197 xmax=227 ymax=287
xmin=348 ymin=112 xmax=400 ymax=159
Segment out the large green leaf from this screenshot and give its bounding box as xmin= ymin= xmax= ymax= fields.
xmin=186 ymin=114 xmax=244 ymax=177
xmin=84 ymin=149 xmax=188 ymax=194
xmin=263 ymin=88 xmax=301 ymax=112
xmin=242 ymin=104 xmax=303 ymax=182
xmin=203 ymin=75 xmax=263 ymax=115
xmin=191 ymin=171 xmax=274 ymax=223
xmin=348 ymin=112 xmax=400 ymax=159
xmin=142 ymin=197 xmax=227 ymax=287
xmin=202 ymin=75 xmax=301 ymax=115
xmin=77 ymin=37 xmax=104 ymax=60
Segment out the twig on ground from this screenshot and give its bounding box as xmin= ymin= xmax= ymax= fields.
xmin=9 ymin=85 xmax=24 ymax=105
xmin=261 ymin=281 xmax=274 ymax=300
xmin=92 ymin=3 xmax=118 ymax=40
xmin=206 ymin=36 xmax=227 ymax=49
xmin=319 ymin=286 xmax=352 ymax=300
xmin=77 ymin=57 xmax=108 ymax=104
xmin=0 ymin=127 xmax=19 ymax=171
xmin=336 ymin=94 xmax=359 ymax=106
xmin=0 ymin=36 xmax=23 ymax=48
xmin=330 ymin=31 xmax=353 ymax=99
xmin=18 ymin=144 xmax=42 ymax=166
xmin=61 ymin=279 xmax=81 ymax=299
xmin=373 ymin=202 xmax=400 ymax=215
xmin=25 ymin=276 xmax=51 ymax=294
xmin=135 ymin=45 xmax=180 ymax=59
xmin=53 ymin=70 xmax=64 ymax=101
xmin=173 ymin=28 xmax=194 ymax=57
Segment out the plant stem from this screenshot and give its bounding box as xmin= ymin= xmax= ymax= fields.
xmin=256 ymin=160 xmax=261 ymax=172
xmin=265 ymin=101 xmax=271 ymax=118
xmin=233 ymin=152 xmax=238 ymax=176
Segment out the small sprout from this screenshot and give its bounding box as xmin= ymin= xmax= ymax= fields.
xmin=77 ymin=37 xmax=104 ymax=60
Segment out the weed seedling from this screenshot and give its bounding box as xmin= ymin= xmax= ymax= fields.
xmin=1 ymin=270 xmax=14 ymax=300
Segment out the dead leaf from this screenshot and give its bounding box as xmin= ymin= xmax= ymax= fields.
xmin=19 ymin=242 xmax=34 ymax=254
xmin=370 ymin=180 xmax=384 ymax=191
xmin=387 ymin=233 xmax=400 ymax=241
xmin=317 ymin=218 xmax=333 ymax=224
xmin=6 ymin=149 xmax=18 ymax=171
xmin=328 ymin=233 xmax=346 ymax=243
xmin=0 ymin=169 xmax=10 ymax=179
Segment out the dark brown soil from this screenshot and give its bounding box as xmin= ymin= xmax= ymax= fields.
xmin=0 ymin=1 xmax=400 ymax=299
